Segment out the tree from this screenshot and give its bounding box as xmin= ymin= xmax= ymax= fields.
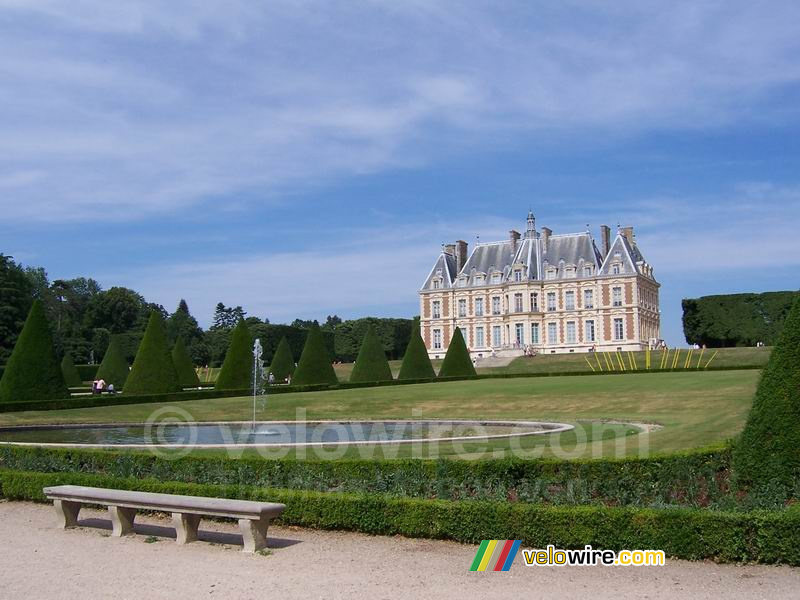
xmin=350 ymin=325 xmax=393 ymax=382
xmin=292 ymin=323 xmax=338 ymax=386
xmin=268 ymin=337 xmax=295 ymax=382
xmin=84 ymin=287 xmax=147 ymax=334
xmin=398 ymin=324 xmax=436 ymax=380
xmin=166 ymin=299 xmax=207 ymax=365
xmin=123 ymin=311 xmax=181 ymax=394
xmin=172 ymin=337 xmax=200 ymax=388
xmin=291 ymin=318 xmax=319 ymax=329
xmin=211 ymin=303 xmax=246 ymax=330
xmin=438 ymin=328 xmax=477 ymax=378
xmin=732 ymin=295 xmax=800 ymax=498
xmin=322 ymin=315 xmax=342 ymax=331
xmin=0 ymin=254 xmax=33 ymax=363
xmin=60 ymin=352 xmax=83 ymax=387
xmin=0 ymin=300 xmax=69 ymax=403
xmin=215 ymin=319 xmax=253 ymax=390
xmin=95 ymin=335 xmax=130 ymax=388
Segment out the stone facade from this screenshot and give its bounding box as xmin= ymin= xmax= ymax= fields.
xmin=419 ymin=212 xmax=661 ymax=358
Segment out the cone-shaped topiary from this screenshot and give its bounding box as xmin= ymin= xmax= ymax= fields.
xmin=123 ymin=311 xmax=181 ymax=394
xmin=96 ymin=335 xmax=130 ymax=389
xmin=398 ymin=323 xmax=436 ymax=380
xmin=269 ymin=336 xmax=295 ymax=383
xmin=438 ymin=328 xmax=477 ymax=378
xmin=60 ymin=352 xmax=83 ymax=387
xmin=733 ymin=294 xmax=800 ymax=496
xmin=0 ymin=300 xmax=70 ymax=403
xmin=172 ymin=337 xmax=200 ymax=388
xmin=292 ymin=323 xmax=338 ymax=386
xmin=215 ymin=319 xmax=253 ymax=390
xmin=350 ymin=325 xmax=393 ymax=383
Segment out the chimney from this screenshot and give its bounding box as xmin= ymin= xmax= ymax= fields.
xmin=540 ymin=227 xmax=552 ymax=250
xmin=620 ymin=226 xmax=635 ymax=246
xmin=509 ymin=230 xmax=521 ymax=254
xmin=600 ymin=225 xmax=611 ymax=258
xmin=444 ymin=243 xmax=456 ymax=257
xmin=455 ymin=240 xmax=468 ymax=273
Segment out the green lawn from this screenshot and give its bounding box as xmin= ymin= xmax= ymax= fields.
xmin=0 ymin=370 xmax=760 ymax=459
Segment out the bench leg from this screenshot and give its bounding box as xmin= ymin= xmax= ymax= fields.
xmin=239 ymin=518 xmax=270 ymax=553
xmin=108 ymin=506 xmax=137 ymax=537
xmin=54 ymin=499 xmax=81 ymax=529
xmin=172 ymin=512 xmax=201 ymax=545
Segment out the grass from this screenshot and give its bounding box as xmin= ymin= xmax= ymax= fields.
xmin=0 ymin=370 xmax=760 ymax=459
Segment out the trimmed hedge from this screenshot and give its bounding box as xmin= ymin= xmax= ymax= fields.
xmin=734 ymin=295 xmax=800 ymax=496
xmin=215 ymin=319 xmax=253 ymax=390
xmin=172 ymin=337 xmax=200 ymax=388
xmin=398 ymin=323 xmax=436 ymax=380
xmin=0 ymin=300 xmax=69 ymax=403
xmin=268 ymin=336 xmax=295 ymax=383
xmin=95 ymin=335 xmax=130 ymax=389
xmin=438 ymin=328 xmax=477 ymax=378
xmin=293 ymin=323 xmax=338 ymax=386
xmin=124 ymin=311 xmax=181 ymax=395
xmin=1 ymin=468 xmax=798 ymax=565
xmin=349 ymin=325 xmax=393 ymax=383
xmin=75 ymin=364 xmax=99 ymax=381
xmin=60 ymin=353 xmax=83 ymax=388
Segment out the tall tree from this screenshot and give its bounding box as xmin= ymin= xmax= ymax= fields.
xmin=350 ymin=325 xmax=393 ymax=383
xmin=268 ymin=337 xmax=295 ymax=382
xmin=0 ymin=254 xmax=33 ymax=363
xmin=166 ymin=299 xmax=207 ymax=365
xmin=84 ymin=287 xmax=147 ymax=334
xmin=124 ymin=311 xmax=181 ymax=394
xmin=215 ymin=319 xmax=253 ymax=390
xmin=293 ymin=323 xmax=338 ymax=386
xmin=172 ymin=337 xmax=200 ymax=388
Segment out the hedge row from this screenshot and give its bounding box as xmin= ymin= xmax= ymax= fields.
xmin=2 ymin=468 xmax=798 ymax=564
xmin=0 ymin=445 xmax=761 ymax=510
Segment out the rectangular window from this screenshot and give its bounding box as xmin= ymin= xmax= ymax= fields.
xmin=515 ymin=323 xmax=524 ymax=346
xmin=583 ymin=289 xmax=594 ymax=309
xmin=491 ymin=272 xmax=501 ymax=284
xmin=565 ymin=290 xmax=575 ymax=311
xmin=530 ymin=323 xmax=540 ymax=344
xmin=583 ymin=265 xmax=593 ymax=277
xmin=458 ymin=298 xmax=467 ymax=317
xmin=546 ymin=269 xmax=556 ymax=280
xmin=547 ymin=292 xmax=557 ymax=311
xmin=614 ymin=318 xmax=624 ymax=341
xmin=433 ymin=329 xmax=442 ymax=349
xmin=566 ymin=321 xmax=576 ymax=344
xmin=432 ymin=300 xmax=441 ymax=319
xmin=514 ymin=293 xmax=523 ymax=312
xmin=475 ymin=275 xmax=485 ymax=285
xmin=530 ymin=292 xmax=539 ymax=311
xmin=475 ymin=326 xmax=485 ymax=348
xmin=492 ymin=296 xmax=501 ymax=315
xmin=460 ymin=327 xmax=468 ymax=343
xmin=612 ymin=287 xmax=623 ymax=307
xmin=547 ymin=322 xmax=558 ymax=345
xmin=492 ymin=325 xmax=502 ymax=347
xmin=612 ymin=263 xmax=621 ymax=275
xmin=585 ymin=319 xmax=596 ymax=342
xmin=514 ymin=269 xmax=523 ymax=282
xmin=565 ymin=267 xmax=576 ymax=278
xmin=475 ymin=297 xmax=484 ymax=316
xmin=432 ymin=279 xmax=441 ymax=289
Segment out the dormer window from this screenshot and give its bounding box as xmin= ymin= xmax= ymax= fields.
xmin=458 ymin=276 xmax=467 ymax=287
xmin=432 ymin=278 xmax=441 ymax=289
xmin=475 ymin=274 xmax=485 ymax=285
xmin=545 ymin=267 xmax=557 ymax=280
xmin=491 ymin=272 xmax=501 ymax=284
xmin=583 ymin=265 xmax=593 ymax=277
xmin=565 ymin=266 xmax=576 ymax=278
xmin=612 ymin=263 xmax=622 ymax=275
xmin=514 ymin=269 xmax=523 ymax=282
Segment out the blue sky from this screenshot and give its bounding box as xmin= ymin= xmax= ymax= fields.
xmin=2 ymin=1 xmax=799 ymax=345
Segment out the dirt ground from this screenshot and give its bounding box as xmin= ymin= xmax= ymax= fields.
xmin=1 ymin=500 xmax=798 ymax=600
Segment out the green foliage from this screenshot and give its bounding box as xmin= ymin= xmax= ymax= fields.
xmin=95 ymin=335 xmax=130 ymax=388
xmin=84 ymin=287 xmax=148 ymax=334
xmin=166 ymin=300 xmax=208 ymax=366
xmin=2 ymin=467 xmax=799 ymax=565
xmin=268 ymin=337 xmax=295 ymax=382
xmin=683 ymin=291 xmax=798 ymax=347
xmin=438 ymin=328 xmax=477 ymax=378
xmin=333 ymin=317 xmax=414 ymax=362
xmin=0 ymin=254 xmax=33 ymax=363
xmin=733 ymin=296 xmax=800 ymax=497
xmin=75 ymin=364 xmax=99 ymax=381
xmin=172 ymin=337 xmax=200 ymax=388
xmin=215 ymin=319 xmax=253 ymax=390
xmin=398 ymin=324 xmax=436 ymax=380
xmin=0 ymin=300 xmax=69 ymax=403
xmin=349 ymin=325 xmax=393 ymax=383
xmin=60 ymin=353 xmax=83 ymax=387
xmin=293 ymin=323 xmax=338 ymax=386
xmin=123 ymin=311 xmax=181 ymax=395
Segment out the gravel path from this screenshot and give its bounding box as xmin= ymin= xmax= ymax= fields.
xmin=2 ymin=500 xmax=798 ymax=600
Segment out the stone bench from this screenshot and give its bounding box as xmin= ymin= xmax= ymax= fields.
xmin=43 ymin=485 xmax=286 ymax=553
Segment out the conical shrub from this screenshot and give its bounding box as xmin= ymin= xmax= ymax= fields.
xmin=292 ymin=323 xmax=338 ymax=386
xmin=215 ymin=319 xmax=253 ymax=390
xmin=96 ymin=335 xmax=130 ymax=389
xmin=0 ymin=299 xmax=69 ymax=403
xmin=350 ymin=325 xmax=393 ymax=383
xmin=60 ymin=352 xmax=83 ymax=387
xmin=733 ymin=294 xmax=800 ymax=496
xmin=172 ymin=337 xmax=200 ymax=388
xmin=269 ymin=336 xmax=295 ymax=383
xmin=398 ymin=323 xmax=436 ymax=380
xmin=124 ymin=311 xmax=181 ymax=394
xmin=438 ymin=328 xmax=477 ymax=378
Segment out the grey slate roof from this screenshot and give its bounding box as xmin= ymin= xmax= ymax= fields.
xmin=599 ymin=234 xmax=643 ymax=276
xmin=421 ymin=251 xmax=459 ymax=289
xmin=540 ymin=232 xmax=601 ymax=272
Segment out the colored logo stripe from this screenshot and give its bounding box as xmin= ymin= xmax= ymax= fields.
xmin=470 ymin=540 xmax=521 ymax=572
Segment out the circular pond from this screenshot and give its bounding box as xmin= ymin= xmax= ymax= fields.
xmin=0 ymin=420 xmax=573 ymax=448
